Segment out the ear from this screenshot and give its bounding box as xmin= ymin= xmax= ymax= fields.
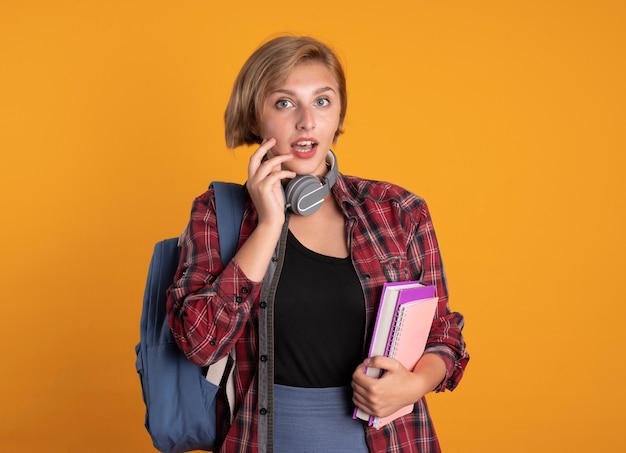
xmin=248 ymin=121 xmax=263 ymax=145
xmin=333 ymin=126 xmax=343 ymax=143
xmin=251 ymin=115 xmax=266 ymax=140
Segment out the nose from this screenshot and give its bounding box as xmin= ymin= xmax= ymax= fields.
xmin=296 ymin=106 xmax=315 ymax=131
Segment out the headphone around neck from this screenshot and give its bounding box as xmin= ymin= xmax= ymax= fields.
xmin=284 ymin=150 xmax=338 ymax=216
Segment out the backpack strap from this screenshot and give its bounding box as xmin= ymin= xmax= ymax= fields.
xmin=206 ymin=181 xmax=245 ymax=423
xmin=211 ymin=182 xmax=246 ymax=264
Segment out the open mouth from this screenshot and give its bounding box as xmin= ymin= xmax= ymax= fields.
xmin=291 ymin=140 xmax=318 ymax=155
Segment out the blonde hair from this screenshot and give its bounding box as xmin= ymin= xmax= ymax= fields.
xmin=224 ymin=35 xmax=347 ymax=148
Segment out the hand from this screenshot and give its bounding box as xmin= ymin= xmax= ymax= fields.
xmin=229 ymin=139 xmax=297 ymax=282
xmin=351 ymin=356 xmax=426 ymax=418
xmin=246 ymin=138 xmax=296 ymax=227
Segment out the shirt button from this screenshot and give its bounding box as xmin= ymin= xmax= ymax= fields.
xmin=259 ymin=301 xmax=267 ymax=309
xmin=209 ymin=339 xmax=216 ymax=346
xmin=260 ymin=355 xmax=268 ymax=362
xmin=241 ymin=287 xmax=249 ymax=294
xmin=260 ymin=408 xmax=268 ymax=415
xmin=235 ymin=296 xmax=243 ymax=303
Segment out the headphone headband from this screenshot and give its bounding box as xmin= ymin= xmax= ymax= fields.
xmin=322 ymin=149 xmax=338 ymax=188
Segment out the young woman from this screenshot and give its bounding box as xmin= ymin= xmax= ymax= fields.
xmin=167 ymin=35 xmax=469 ymax=453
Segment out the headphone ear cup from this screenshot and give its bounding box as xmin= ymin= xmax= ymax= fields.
xmin=284 ymin=175 xmax=327 ymax=216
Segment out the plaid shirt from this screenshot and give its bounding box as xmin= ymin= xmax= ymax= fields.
xmin=167 ymin=173 xmax=469 ymax=453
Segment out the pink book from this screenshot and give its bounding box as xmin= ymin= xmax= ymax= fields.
xmin=353 ymin=282 xmax=436 ymax=423
xmin=371 ymin=294 xmax=439 ymax=429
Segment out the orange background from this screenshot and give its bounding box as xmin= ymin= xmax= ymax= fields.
xmin=1 ymin=1 xmax=625 ymax=452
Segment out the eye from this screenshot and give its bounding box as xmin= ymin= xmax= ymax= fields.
xmin=315 ymin=98 xmax=330 ymax=107
xmin=275 ymin=99 xmax=293 ymax=109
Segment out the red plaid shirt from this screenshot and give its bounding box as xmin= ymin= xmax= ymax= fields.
xmin=167 ymin=173 xmax=469 ymax=453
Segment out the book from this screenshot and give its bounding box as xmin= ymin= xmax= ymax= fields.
xmin=363 ymin=282 xmax=436 ymax=379
xmin=371 ymin=294 xmax=438 ymax=429
xmin=353 ymin=281 xmax=438 ymax=427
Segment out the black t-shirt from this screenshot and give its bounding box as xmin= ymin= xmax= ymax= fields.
xmin=274 ymin=230 xmax=366 ymax=387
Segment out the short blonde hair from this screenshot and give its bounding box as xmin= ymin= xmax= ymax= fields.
xmin=224 ymin=35 xmax=347 ymax=148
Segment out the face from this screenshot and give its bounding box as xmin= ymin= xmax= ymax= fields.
xmin=259 ymin=61 xmax=341 ymax=176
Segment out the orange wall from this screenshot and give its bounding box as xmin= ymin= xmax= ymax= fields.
xmin=1 ymin=1 xmax=625 ymax=452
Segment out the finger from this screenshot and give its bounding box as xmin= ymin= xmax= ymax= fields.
xmin=250 ymin=152 xmax=294 ymax=182
xmin=353 ymin=361 xmax=367 ymax=375
xmin=248 ymin=138 xmax=277 ymax=175
xmin=350 ymin=372 xmax=367 ymax=393
xmin=365 ymin=355 xmax=398 ymax=373
xmin=352 ymin=392 xmax=370 ymax=411
xmin=253 ymin=137 xmax=276 ymax=160
xmin=351 ymin=383 xmax=371 ymax=405
xmin=351 ymin=387 xmax=379 ymax=416
xmin=351 ymin=363 xmax=369 ymax=382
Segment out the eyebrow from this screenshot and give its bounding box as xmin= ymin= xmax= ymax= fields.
xmin=270 ymin=86 xmax=336 ymax=96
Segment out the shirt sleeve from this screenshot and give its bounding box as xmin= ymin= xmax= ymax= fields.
xmin=166 ymin=189 xmax=262 ymax=367
xmin=408 ymin=200 xmax=469 ymax=392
